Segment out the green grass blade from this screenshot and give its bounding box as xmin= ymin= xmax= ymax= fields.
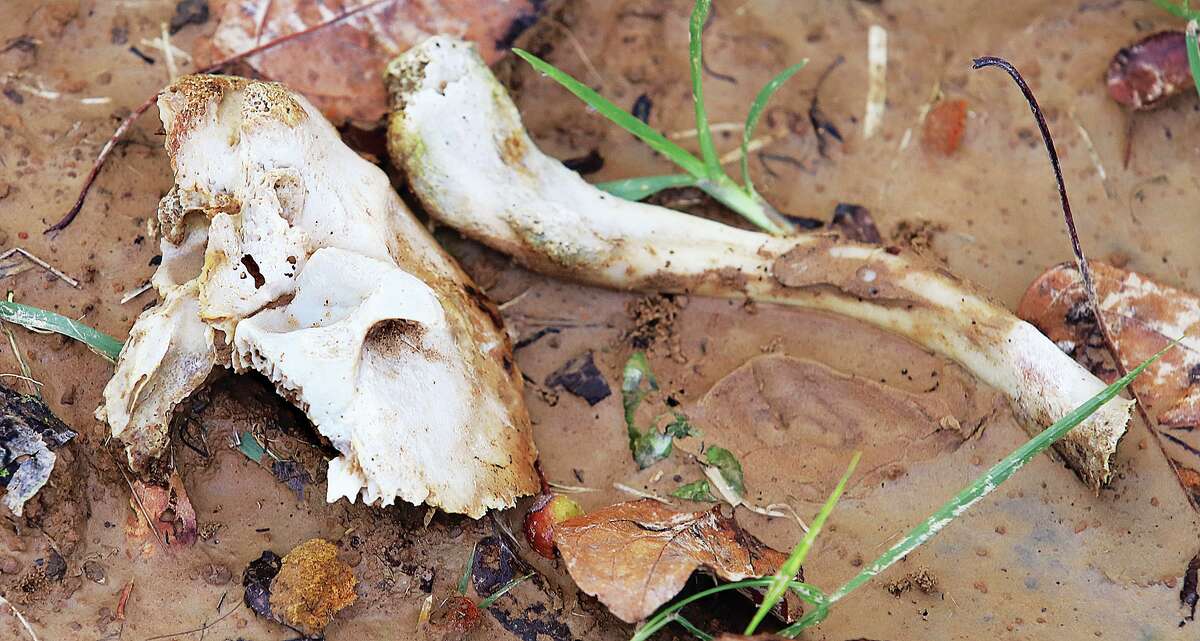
xmin=688 ymin=0 xmax=720 ymax=178
xmin=0 ymin=300 xmax=123 ymax=362
xmin=744 ymin=452 xmax=859 ymax=635
xmin=597 ymin=174 xmax=697 ymax=201
xmin=629 ymin=578 xmax=828 ymax=641
xmin=514 ymin=49 xmax=707 ymax=177
xmin=669 ymin=614 xmax=713 ymax=641
xmin=479 ymin=572 xmax=535 ymax=608
xmin=458 ymin=542 xmax=478 ymax=595
xmin=776 ymin=344 xmax=1172 ymax=637
xmin=1186 ymin=20 xmax=1200 ymax=99
xmin=741 ymin=62 xmax=805 ymax=195
xmin=1154 ymin=0 xmax=1200 ymax=19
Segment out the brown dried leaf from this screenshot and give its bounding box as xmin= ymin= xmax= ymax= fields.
xmin=553 ymin=499 xmax=798 ymax=623
xmin=1018 ymin=262 xmax=1200 ymax=488
xmin=208 ymin=0 xmax=537 ymax=124
xmin=129 ymin=471 xmax=198 ymax=547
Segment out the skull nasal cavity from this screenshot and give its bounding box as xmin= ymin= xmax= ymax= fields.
xmin=241 ymin=254 xmax=266 ymax=289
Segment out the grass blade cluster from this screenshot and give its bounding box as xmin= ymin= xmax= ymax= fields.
xmin=514 ymin=0 xmax=805 ymax=236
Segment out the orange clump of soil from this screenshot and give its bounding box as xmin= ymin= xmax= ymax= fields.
xmin=270 ymin=538 xmax=357 ymax=634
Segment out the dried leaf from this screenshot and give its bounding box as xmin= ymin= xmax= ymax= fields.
xmin=1019 ymin=261 xmax=1200 ymax=485
xmin=130 ymin=471 xmax=198 ymax=547
xmin=553 ymin=499 xmax=798 ymax=623
xmin=1106 ymin=31 xmax=1190 ymax=111
xmin=207 ymin=0 xmax=539 ymax=124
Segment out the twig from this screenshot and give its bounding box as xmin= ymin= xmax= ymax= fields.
xmin=0 ymin=248 xmax=80 ymax=287
xmin=543 ymin=17 xmax=608 ymax=89
xmin=862 ymin=25 xmax=888 ymax=140
xmin=0 ymin=594 xmax=40 ymax=641
xmin=613 ymin=482 xmax=675 ymax=505
xmin=139 ymin=601 xmax=241 ymax=641
xmin=120 ymin=282 xmax=154 ymax=304
xmin=547 ymin=481 xmax=599 ymax=493
xmin=48 ymin=0 xmax=397 ymax=234
xmin=1 ymin=318 xmax=38 ymax=396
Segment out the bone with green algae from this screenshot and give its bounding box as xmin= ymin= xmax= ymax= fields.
xmin=385 ymin=36 xmax=1133 ymax=490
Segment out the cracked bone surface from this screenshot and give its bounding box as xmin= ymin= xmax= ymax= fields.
xmin=100 ymin=74 xmax=538 ymax=517
xmin=386 ymin=36 xmax=1133 ymax=490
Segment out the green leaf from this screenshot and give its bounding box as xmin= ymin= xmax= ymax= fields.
xmin=745 ymin=452 xmax=859 ymax=635
xmin=664 ymin=412 xmax=698 ymax=439
xmin=0 ymin=299 xmax=123 ymax=362
xmin=741 ymin=62 xmax=806 ymax=196
xmin=1187 ymin=20 xmax=1200 ymax=100
xmin=622 ymin=351 xmax=658 ymax=429
xmin=479 ymin=572 xmax=535 ymax=609
xmin=631 ymin=431 xmax=674 ymax=469
xmin=513 ymin=49 xmax=707 ymax=177
xmin=687 ymin=0 xmax=720 ymax=178
xmin=458 ymin=542 xmax=477 ymax=595
xmin=596 ymin=174 xmax=697 ymax=201
xmin=777 ymin=343 xmax=1173 ymax=637
xmin=670 ymin=480 xmax=716 ymax=502
xmin=236 ymin=431 xmax=266 ymax=463
xmin=704 ymin=445 xmax=744 ymax=496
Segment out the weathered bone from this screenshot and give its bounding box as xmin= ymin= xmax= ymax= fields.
xmin=100 ymin=74 xmax=538 ymax=517
xmin=385 ymin=36 xmax=1133 ymax=490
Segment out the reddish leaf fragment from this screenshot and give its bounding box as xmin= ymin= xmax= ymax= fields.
xmin=922 ymin=99 xmax=967 ymax=156
xmin=1106 ymin=31 xmax=1190 ymax=111
xmin=207 ymin=0 xmax=538 ymax=124
xmin=1018 ymin=262 xmax=1200 ymax=479
xmin=130 ymin=471 xmax=198 ymax=547
xmin=553 ymin=499 xmax=799 ymax=623
xmin=115 ymin=581 xmax=134 ymax=621
xmin=419 ymin=595 xmax=482 ymax=641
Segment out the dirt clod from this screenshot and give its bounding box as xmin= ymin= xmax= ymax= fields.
xmin=886 ymin=566 xmax=939 ymax=596
xmin=623 ymin=295 xmax=685 ymax=363
xmin=270 ymin=538 xmax=358 ymax=634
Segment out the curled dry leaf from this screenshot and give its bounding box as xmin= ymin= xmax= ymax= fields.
xmin=553 ymin=499 xmax=800 ymax=623
xmin=130 ymin=471 xmax=198 ymax=547
xmin=1019 ymin=261 xmax=1200 ymax=480
xmin=1106 ymin=31 xmax=1190 ymax=111
xmin=98 ymin=74 xmax=538 ymax=517
xmin=208 ymin=0 xmax=538 ymax=124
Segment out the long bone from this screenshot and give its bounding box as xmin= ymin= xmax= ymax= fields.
xmin=385 ymin=36 xmax=1133 ymax=490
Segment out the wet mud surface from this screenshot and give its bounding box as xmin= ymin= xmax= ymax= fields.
xmin=3 ymin=1 xmax=1200 ymax=640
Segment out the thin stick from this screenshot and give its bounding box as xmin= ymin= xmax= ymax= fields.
xmin=0 ymin=248 xmax=80 ymax=287
xmin=47 ymin=0 xmax=397 ymax=234
xmin=0 ymin=594 xmax=40 ymax=641
xmin=972 ymin=56 xmax=1192 ymax=506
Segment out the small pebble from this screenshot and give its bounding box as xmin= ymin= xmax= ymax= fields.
xmin=1 ymin=557 xmax=20 ymax=574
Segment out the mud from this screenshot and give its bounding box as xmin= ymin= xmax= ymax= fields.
xmin=3 ymin=0 xmax=1200 ymax=640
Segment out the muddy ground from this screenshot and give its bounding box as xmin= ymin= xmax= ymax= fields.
xmin=3 ymin=0 xmax=1200 ymax=639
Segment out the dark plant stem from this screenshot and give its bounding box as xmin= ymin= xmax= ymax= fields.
xmin=972 ymin=55 xmax=1195 ymax=508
